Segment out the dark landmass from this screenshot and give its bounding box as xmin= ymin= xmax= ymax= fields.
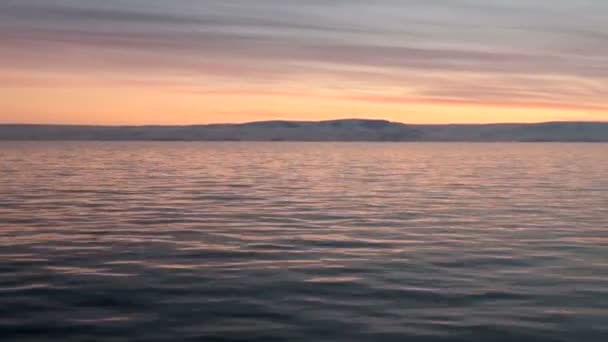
xmin=1 ymin=119 xmax=607 ymax=141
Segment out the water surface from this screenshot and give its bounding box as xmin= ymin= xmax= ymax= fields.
xmin=1 ymin=142 xmax=607 ymax=341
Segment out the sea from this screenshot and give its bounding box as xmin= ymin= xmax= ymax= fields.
xmin=1 ymin=142 xmax=607 ymax=341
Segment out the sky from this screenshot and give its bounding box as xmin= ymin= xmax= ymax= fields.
xmin=1 ymin=0 xmax=607 ymax=125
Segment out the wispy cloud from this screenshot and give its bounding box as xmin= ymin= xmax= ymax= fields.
xmin=1 ymin=0 xmax=607 ymax=116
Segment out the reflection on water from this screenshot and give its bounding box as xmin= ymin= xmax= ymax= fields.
xmin=1 ymin=142 xmax=607 ymax=341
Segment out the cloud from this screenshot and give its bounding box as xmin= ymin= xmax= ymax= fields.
xmin=0 ymin=0 xmax=607 ymax=112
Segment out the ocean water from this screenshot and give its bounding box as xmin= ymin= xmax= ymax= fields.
xmin=1 ymin=142 xmax=607 ymax=342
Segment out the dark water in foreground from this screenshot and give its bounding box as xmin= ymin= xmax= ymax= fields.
xmin=1 ymin=142 xmax=607 ymax=342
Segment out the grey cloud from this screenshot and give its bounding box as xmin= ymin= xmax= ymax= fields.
xmin=1 ymin=0 xmax=607 ymax=110
xmin=4 ymin=25 xmax=606 ymax=81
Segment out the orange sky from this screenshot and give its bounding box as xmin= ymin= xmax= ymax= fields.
xmin=2 ymin=81 xmax=606 ymax=125
xmin=1 ymin=1 xmax=607 ymax=125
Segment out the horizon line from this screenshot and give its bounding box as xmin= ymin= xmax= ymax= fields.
xmin=2 ymin=118 xmax=608 ymax=128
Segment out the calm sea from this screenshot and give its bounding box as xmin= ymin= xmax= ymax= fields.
xmin=1 ymin=142 xmax=607 ymax=342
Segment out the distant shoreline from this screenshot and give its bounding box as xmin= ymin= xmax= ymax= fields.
xmin=2 ymin=119 xmax=608 ymax=128
xmin=1 ymin=119 xmax=607 ymax=142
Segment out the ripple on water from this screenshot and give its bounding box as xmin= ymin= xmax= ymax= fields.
xmin=1 ymin=142 xmax=608 ymax=341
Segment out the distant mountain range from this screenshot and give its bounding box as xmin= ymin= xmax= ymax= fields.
xmin=1 ymin=119 xmax=607 ymax=141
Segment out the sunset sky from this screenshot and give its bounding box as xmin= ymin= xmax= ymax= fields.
xmin=1 ymin=0 xmax=607 ymax=125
